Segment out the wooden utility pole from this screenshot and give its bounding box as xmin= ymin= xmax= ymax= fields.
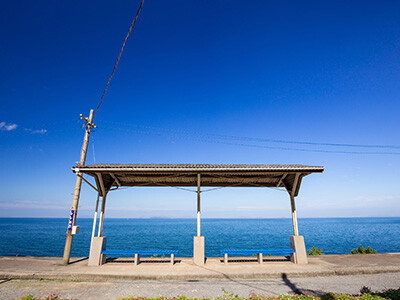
xmin=62 ymin=109 xmax=95 ymax=265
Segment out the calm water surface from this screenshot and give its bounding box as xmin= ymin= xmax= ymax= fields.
xmin=0 ymin=218 xmax=399 ymax=257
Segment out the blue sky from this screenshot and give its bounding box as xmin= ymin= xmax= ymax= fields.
xmin=0 ymin=0 xmax=399 ymax=219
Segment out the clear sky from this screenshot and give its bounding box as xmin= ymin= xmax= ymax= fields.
xmin=1 ymin=0 xmax=399 ymax=219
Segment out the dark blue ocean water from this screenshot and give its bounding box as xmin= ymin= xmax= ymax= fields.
xmin=0 ymin=218 xmax=399 ymax=257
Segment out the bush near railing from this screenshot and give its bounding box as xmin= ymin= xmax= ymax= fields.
xmin=350 ymin=245 xmax=377 ymax=254
xmin=307 ymin=246 xmax=324 ymax=255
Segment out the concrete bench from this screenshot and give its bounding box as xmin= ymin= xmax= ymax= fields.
xmin=101 ymin=250 xmax=179 ymax=265
xmin=220 ymin=249 xmax=295 ymax=264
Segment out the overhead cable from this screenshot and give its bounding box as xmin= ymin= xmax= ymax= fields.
xmin=99 ymin=120 xmax=400 ymax=150
xmin=94 ymin=0 xmax=145 ymax=118
xmin=97 ymin=125 xmax=400 ymax=155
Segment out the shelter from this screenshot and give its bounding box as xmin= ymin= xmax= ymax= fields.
xmin=71 ymin=163 xmax=324 ymax=265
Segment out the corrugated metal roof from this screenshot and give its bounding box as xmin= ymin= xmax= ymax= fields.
xmin=75 ymin=163 xmax=324 ymax=172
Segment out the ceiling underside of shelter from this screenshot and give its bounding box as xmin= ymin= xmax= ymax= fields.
xmin=73 ymin=164 xmax=324 ymax=197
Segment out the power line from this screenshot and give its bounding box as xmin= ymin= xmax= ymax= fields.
xmin=98 ymin=120 xmax=400 ymax=151
xmin=5 ymin=119 xmax=398 ymax=155
xmin=97 ymin=125 xmax=400 ymax=155
xmin=99 ymin=120 xmax=400 ymax=150
xmin=94 ymin=0 xmax=145 ymax=118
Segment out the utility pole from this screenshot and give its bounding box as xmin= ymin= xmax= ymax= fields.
xmin=62 ymin=109 xmax=96 ymax=265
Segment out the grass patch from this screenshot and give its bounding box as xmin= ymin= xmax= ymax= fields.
xmin=12 ymin=287 xmax=400 ymax=300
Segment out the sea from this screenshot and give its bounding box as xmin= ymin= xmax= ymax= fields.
xmin=0 ymin=217 xmax=399 ymax=257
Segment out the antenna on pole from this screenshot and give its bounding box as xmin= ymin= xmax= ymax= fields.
xmin=62 ymin=109 xmax=96 ymax=265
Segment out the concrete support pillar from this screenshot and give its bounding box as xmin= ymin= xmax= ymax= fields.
xmin=171 ymin=253 xmax=175 ymax=265
xmin=290 ymin=235 xmax=308 ymax=264
xmin=224 ymin=253 xmax=228 ymax=265
xmin=287 ymin=173 xmax=307 ymax=264
xmin=193 ymin=173 xmax=205 ymax=265
xmin=257 ymin=253 xmax=263 ymax=264
xmin=193 ymin=236 xmax=205 ymax=265
xmin=88 ymin=236 xmax=107 ymax=266
xmin=134 ymin=253 xmax=140 ymax=265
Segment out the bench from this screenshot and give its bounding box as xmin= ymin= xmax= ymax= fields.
xmin=101 ymin=250 xmax=179 ymax=265
xmin=220 ymin=249 xmax=295 ymax=264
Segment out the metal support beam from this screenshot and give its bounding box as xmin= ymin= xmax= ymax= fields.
xmin=79 ymin=174 xmax=98 ymax=192
xmin=96 ymin=172 xmax=106 ymax=197
xmin=290 ymin=173 xmax=300 ymax=236
xmin=91 ymin=194 xmax=100 ymax=242
xmin=109 ymin=173 xmax=121 ymax=187
xmin=290 ymin=194 xmax=299 ymax=236
xmin=277 ymin=174 xmax=287 ymax=187
xmin=98 ymin=193 xmax=107 ymax=237
xmin=96 ymin=172 xmax=107 ymax=237
xmin=197 ymin=173 xmax=201 ymax=237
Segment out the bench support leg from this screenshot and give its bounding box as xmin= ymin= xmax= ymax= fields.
xmin=257 ymin=253 xmax=263 ymax=264
xmin=224 ymin=253 xmax=228 ymax=265
xmin=171 ymin=253 xmax=175 ymax=265
xmin=134 ymin=253 xmax=140 ymax=266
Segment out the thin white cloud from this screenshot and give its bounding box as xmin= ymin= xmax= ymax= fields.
xmin=0 ymin=121 xmax=17 ymax=131
xmin=24 ymin=128 xmax=47 ymax=134
xmin=31 ymin=129 xmax=47 ymax=134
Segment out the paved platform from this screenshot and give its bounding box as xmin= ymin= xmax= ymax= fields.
xmin=0 ymin=253 xmax=399 ymax=281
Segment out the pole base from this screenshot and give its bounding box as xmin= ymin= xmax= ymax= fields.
xmin=290 ymin=235 xmax=308 ymax=264
xmin=193 ymin=236 xmax=205 ymax=265
xmin=88 ymin=236 xmax=107 ymax=266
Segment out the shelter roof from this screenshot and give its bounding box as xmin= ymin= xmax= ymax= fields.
xmin=73 ymin=163 xmax=323 ymax=197
xmin=74 ymin=163 xmax=323 ymax=172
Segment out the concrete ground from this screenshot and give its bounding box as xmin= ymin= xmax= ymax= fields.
xmin=1 ymin=254 xmax=400 ymax=281
xmin=1 ymin=273 xmax=400 ymax=300
xmin=0 ymin=254 xmax=399 ymax=299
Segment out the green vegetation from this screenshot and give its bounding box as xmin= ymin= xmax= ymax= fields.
xmin=13 ymin=287 xmax=400 ymax=300
xmin=308 ymin=247 xmax=324 ymax=256
xmin=117 ymin=287 xmax=400 ymax=300
xmin=252 ymin=253 xmax=272 ymax=257
xmin=320 ymin=286 xmax=400 ymax=300
xmin=375 ymin=288 xmax=400 ymax=300
xmin=12 ymin=291 xmax=73 ymax=300
xmin=350 ymin=245 xmax=377 ymax=254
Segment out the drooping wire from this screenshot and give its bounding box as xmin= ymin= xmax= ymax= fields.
xmin=99 ymin=120 xmax=400 ymax=150
xmin=97 ymin=125 xmax=400 ymax=155
xmin=94 ymin=0 xmax=145 ymax=119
